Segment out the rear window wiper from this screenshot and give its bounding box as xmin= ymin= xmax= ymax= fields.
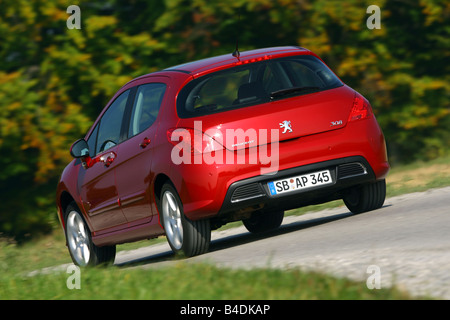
xmin=270 ymin=86 xmax=321 ymax=100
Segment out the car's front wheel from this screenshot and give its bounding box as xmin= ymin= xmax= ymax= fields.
xmin=160 ymin=183 xmax=211 ymax=257
xmin=64 ymin=202 xmax=116 ymax=267
xmin=343 ymin=179 xmax=386 ymax=214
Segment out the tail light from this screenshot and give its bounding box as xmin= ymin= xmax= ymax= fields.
xmin=167 ymin=128 xmax=225 ymax=154
xmin=348 ymin=92 xmax=373 ymax=122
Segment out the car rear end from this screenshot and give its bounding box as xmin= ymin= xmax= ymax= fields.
xmin=166 ymin=46 xmax=389 ymax=226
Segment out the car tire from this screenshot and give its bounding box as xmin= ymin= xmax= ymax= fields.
xmin=243 ymin=210 xmax=284 ymax=234
xmin=64 ymin=202 xmax=116 ymax=267
xmin=343 ymin=179 xmax=386 ymax=214
xmin=160 ymin=183 xmax=211 ymax=257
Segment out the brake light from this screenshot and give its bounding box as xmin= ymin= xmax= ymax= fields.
xmin=234 ymin=55 xmax=271 ymax=66
xmin=167 ymin=128 xmax=225 ymax=154
xmin=348 ymin=93 xmax=373 ymax=122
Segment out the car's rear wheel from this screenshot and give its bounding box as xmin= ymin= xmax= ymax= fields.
xmin=160 ymin=183 xmax=211 ymax=257
xmin=65 ymin=202 xmax=116 ymax=267
xmin=343 ymin=179 xmax=386 ymax=214
xmin=243 ymin=210 xmax=284 ymax=233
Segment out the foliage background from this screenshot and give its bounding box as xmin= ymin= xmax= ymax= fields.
xmin=0 ymin=0 xmax=448 ymax=242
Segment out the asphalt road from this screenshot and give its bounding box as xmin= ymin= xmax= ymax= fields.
xmin=114 ymin=186 xmax=450 ymax=299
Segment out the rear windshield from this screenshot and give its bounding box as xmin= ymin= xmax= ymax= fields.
xmin=176 ymin=55 xmax=343 ymax=118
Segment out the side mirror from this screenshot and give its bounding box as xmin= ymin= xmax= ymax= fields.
xmin=70 ymin=139 xmax=90 ymax=158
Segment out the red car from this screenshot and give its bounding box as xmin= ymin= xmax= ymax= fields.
xmin=56 ymin=46 xmax=389 ymax=266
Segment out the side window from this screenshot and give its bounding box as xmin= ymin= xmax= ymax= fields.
xmin=128 ymin=83 xmax=166 ymax=137
xmin=96 ymin=90 xmax=130 ymax=154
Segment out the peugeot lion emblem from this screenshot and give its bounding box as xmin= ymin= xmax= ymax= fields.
xmin=279 ymin=120 xmax=293 ymax=134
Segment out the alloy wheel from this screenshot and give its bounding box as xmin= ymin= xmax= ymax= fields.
xmin=162 ymin=190 xmax=183 ymax=250
xmin=66 ymin=210 xmax=91 ymax=267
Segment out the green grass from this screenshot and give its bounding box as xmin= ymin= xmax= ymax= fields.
xmin=1 ymin=155 xmax=449 ymax=300
xmin=0 ymin=262 xmax=415 ymax=300
xmin=385 ymin=154 xmax=450 ymax=197
xmin=1 ymin=233 xmax=415 ymax=299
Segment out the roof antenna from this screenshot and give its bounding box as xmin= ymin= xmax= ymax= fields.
xmin=232 ymin=9 xmax=241 ymax=59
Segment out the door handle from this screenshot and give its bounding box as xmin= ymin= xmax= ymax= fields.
xmin=140 ymin=137 xmax=151 ymax=149
xmin=99 ymin=152 xmax=116 ymax=167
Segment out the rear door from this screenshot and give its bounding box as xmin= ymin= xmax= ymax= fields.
xmin=114 ymin=79 xmax=168 ymax=225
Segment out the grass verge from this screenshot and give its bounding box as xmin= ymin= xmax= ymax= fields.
xmin=0 ymin=262 xmax=415 ymax=300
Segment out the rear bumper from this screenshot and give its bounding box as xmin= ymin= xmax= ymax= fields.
xmin=217 ymin=156 xmax=382 ymax=217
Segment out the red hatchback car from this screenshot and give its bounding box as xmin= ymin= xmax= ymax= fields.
xmin=56 ymin=46 xmax=389 ymax=266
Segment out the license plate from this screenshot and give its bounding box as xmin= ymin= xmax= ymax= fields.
xmin=268 ymin=170 xmax=332 ymax=196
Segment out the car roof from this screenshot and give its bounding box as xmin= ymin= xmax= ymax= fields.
xmin=124 ymin=46 xmax=312 ymax=87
